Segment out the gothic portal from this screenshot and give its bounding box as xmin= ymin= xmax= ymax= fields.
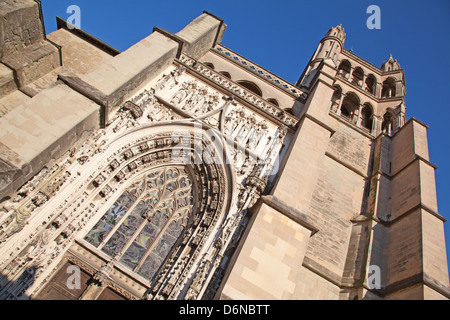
xmin=0 ymin=1 xmax=448 ymax=300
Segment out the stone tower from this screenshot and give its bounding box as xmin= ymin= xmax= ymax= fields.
xmin=0 ymin=1 xmax=448 ymax=300
xmin=218 ymin=24 xmax=449 ymax=300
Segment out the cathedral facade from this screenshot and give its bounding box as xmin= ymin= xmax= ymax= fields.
xmin=0 ymin=0 xmax=448 ymax=300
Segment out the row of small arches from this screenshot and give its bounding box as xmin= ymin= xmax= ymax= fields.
xmin=203 ymin=62 xmax=282 ymax=108
xmin=337 ymin=60 xmax=397 ymax=99
xmin=331 ymin=86 xmax=396 ymax=135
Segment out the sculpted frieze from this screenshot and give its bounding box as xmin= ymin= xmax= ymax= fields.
xmin=0 ymin=59 xmax=291 ymax=300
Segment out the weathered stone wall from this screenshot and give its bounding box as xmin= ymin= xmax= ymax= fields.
xmin=0 ymin=82 xmax=100 ymax=196
xmin=326 ymin=117 xmax=373 ymax=176
xmin=0 ymin=64 xmax=17 ymax=97
xmin=1 ymin=40 xmax=60 ymax=87
xmin=294 ymin=266 xmax=341 ymax=299
xmin=366 ymin=118 xmax=449 ymax=298
xmin=46 ymin=28 xmax=115 ymax=75
xmin=0 ymin=90 xmax=30 ymax=118
xmin=176 ymin=13 xmax=225 ymax=60
xmin=0 ymin=9 xmax=226 ymax=199
xmin=0 ymin=0 xmax=60 ymax=89
xmin=78 ymin=31 xmax=179 ymax=114
xmin=422 ymin=209 xmax=449 ymax=288
xmin=390 ymin=161 xmax=421 ymax=220
xmin=270 ymin=117 xmax=332 ymax=213
xmin=220 ymin=202 xmax=313 ymax=299
xmin=386 ymin=209 xmax=423 ymax=286
xmin=0 ymin=0 xmax=44 ymax=58
xmin=305 ymin=156 xmax=362 ymax=278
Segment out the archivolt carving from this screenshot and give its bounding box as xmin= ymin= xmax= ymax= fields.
xmin=179 ymin=54 xmax=298 ymax=128
xmin=0 ymin=121 xmax=236 ymax=300
xmin=213 ymin=45 xmax=305 ymax=98
xmin=0 ymin=61 xmax=290 ymax=300
xmin=169 ymin=79 xmax=221 ymax=119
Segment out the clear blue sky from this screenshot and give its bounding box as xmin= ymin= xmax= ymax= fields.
xmin=40 ymin=0 xmax=450 ymax=273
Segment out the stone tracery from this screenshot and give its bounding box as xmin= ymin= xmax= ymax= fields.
xmin=0 ymin=59 xmax=291 ymax=300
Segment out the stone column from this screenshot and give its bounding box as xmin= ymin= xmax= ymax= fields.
xmin=348 ymin=68 xmax=354 ymax=81
xmin=375 ymin=82 xmax=382 ymax=98
xmin=395 ymin=80 xmax=403 ymax=97
xmin=372 ymin=115 xmax=383 ymax=137
xmin=217 ymin=63 xmax=336 ymax=300
xmin=366 ymin=119 xmax=450 ymax=299
xmin=336 ymin=93 xmax=345 ymax=116
xmin=356 ymin=103 xmax=363 ymax=126
xmin=394 ymin=103 xmax=407 ymax=132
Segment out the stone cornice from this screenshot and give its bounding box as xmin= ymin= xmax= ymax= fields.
xmin=56 ymin=16 xmax=121 ymax=57
xmin=341 ymin=49 xmax=383 ymax=76
xmin=152 ymin=27 xmax=186 ymax=59
xmin=213 ymin=44 xmax=305 ymax=99
xmin=176 ymin=54 xmax=299 ymax=130
xmin=259 ymin=195 xmax=320 ymax=235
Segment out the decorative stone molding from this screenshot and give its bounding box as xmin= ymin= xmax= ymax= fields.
xmin=178 ymin=54 xmax=298 ymax=129
xmin=213 ymin=45 xmax=305 ymax=98
xmin=0 ymin=51 xmax=291 ymax=300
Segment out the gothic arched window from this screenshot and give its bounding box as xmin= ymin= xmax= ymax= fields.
xmin=382 ymin=111 xmax=395 ymax=136
xmin=340 ymin=92 xmax=359 ymax=123
xmin=203 ymin=62 xmax=215 ymax=70
xmin=84 ymin=166 xmax=194 ymax=282
xmin=219 ymin=71 xmax=231 ymax=79
xmin=365 ymin=74 xmax=377 ymax=96
xmin=351 ymin=67 xmax=364 ymax=87
xmin=381 ymin=77 xmax=396 ymax=98
xmin=338 ymin=60 xmax=351 ymax=79
xmin=267 ymin=98 xmax=279 ymax=107
xmin=237 ymin=80 xmax=263 ymax=97
xmin=360 ymin=104 xmax=374 ymax=132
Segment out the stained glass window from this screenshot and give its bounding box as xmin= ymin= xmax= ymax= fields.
xmin=84 ymin=166 xmax=194 ymax=282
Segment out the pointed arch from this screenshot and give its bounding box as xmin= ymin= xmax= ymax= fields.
xmin=381 ymin=77 xmax=396 ymax=98
xmin=267 ymin=98 xmax=279 ymax=107
xmin=39 ymin=122 xmax=236 ymax=300
xmin=237 ymin=80 xmax=263 ymax=97
xmin=351 ymin=67 xmax=364 ymax=87
xmin=337 ymin=60 xmax=351 ymax=79
xmin=330 ymin=85 xmax=343 ymax=113
xmin=360 ymin=103 xmax=374 ymax=132
xmin=364 ymin=74 xmax=377 ymax=95
xmin=340 ymin=92 xmax=360 ymax=123
xmin=382 ymin=109 xmax=395 ymax=135
xmin=203 ymin=62 xmax=215 ymax=70
xmin=219 ymin=71 xmax=231 ymax=79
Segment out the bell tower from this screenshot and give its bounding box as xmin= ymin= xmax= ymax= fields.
xmin=317 ymin=24 xmax=346 ymax=63
xmin=297 ymin=24 xmax=346 ymax=88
